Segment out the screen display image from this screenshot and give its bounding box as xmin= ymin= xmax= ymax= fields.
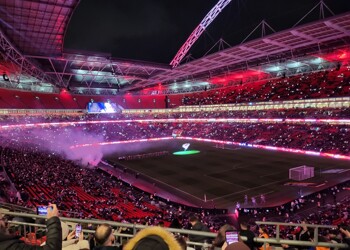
xmin=75 ymin=224 xmax=82 ymax=238
xmin=87 ymin=102 xmax=121 ymax=113
xmin=225 ymin=231 xmax=239 ymax=245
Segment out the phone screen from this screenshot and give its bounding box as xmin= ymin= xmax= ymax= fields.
xmin=75 ymin=224 xmax=82 ymax=238
xmin=37 ymin=205 xmax=48 ymax=216
xmin=226 ymin=231 xmax=238 ymax=245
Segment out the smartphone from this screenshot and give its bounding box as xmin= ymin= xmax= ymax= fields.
xmin=75 ymin=224 xmax=82 ymax=238
xmin=226 ymin=230 xmax=239 ymax=245
xmin=36 ymin=205 xmax=48 ymax=216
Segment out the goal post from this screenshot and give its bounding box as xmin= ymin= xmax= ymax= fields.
xmin=289 ymin=165 xmax=314 ymax=181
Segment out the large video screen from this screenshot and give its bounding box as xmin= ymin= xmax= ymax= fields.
xmin=87 ymin=102 xmax=121 ymax=113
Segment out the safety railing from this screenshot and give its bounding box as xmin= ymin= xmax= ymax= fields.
xmin=1 ymin=210 xmax=349 ymax=249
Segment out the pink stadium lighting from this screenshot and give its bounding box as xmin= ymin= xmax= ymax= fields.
xmin=69 ymin=137 xmax=174 ymax=149
xmin=69 ymin=137 xmax=350 ymax=161
xmin=1 ymin=118 xmax=350 ymax=131
xmin=339 ymin=52 xmax=347 ymax=59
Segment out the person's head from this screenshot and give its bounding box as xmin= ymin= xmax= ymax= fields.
xmin=174 ymin=235 xmax=187 ymax=250
xmin=124 ymin=226 xmax=182 ymax=250
xmin=213 ymin=224 xmax=236 ymax=248
xmin=94 ymin=223 xmax=115 ymax=246
xmin=240 ymin=221 xmax=248 ymax=231
xmin=158 ymin=221 xmax=165 ymax=227
xmin=223 ymin=241 xmax=250 ymax=250
xmin=258 ymin=226 xmax=268 ymax=235
xmin=301 ymin=220 xmax=308 ymax=231
xmin=189 ymin=216 xmax=198 ymax=226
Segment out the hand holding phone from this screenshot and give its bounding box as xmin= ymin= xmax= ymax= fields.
xmin=75 ymin=224 xmax=82 ymax=238
xmin=225 ymin=230 xmax=239 ymax=245
xmin=67 ymin=230 xmax=76 ymax=241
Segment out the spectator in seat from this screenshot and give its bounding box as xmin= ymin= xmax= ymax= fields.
xmin=0 ymin=204 xmax=62 ymax=250
xmin=221 ymin=241 xmax=250 ymax=250
xmin=256 ymin=226 xmax=270 ymax=250
xmin=61 ymin=221 xmax=90 ymax=250
xmin=239 ymin=221 xmax=256 ymax=250
xmin=42 ymin=221 xmax=89 ymax=249
xmin=314 ymin=235 xmax=331 ymax=250
xmin=296 ymin=220 xmax=312 ymax=250
xmin=188 ymin=216 xmax=211 ymax=250
xmin=174 ymin=235 xmax=195 ymax=250
xmin=339 ymin=226 xmax=350 ymax=248
xmin=93 ymin=224 xmax=117 ymax=250
xmin=124 ymin=226 xmax=182 ymax=250
xmin=169 ymin=216 xmax=183 ymax=229
xmin=211 ymin=224 xmax=236 ymax=250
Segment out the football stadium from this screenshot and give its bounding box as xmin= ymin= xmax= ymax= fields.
xmin=0 ymin=1 xmax=349 ymax=249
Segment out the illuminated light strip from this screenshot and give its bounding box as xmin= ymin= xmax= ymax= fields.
xmin=69 ymin=137 xmax=174 ymax=149
xmin=0 ymin=118 xmax=350 ymax=131
xmin=70 ymin=136 xmax=350 ymax=161
xmin=284 ymin=119 xmax=350 ymax=124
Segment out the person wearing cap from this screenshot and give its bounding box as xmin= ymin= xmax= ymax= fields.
xmin=124 ymin=226 xmax=182 ymax=250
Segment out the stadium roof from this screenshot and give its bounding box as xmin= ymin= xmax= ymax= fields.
xmin=0 ymin=0 xmax=80 ymax=56
xmin=0 ymin=0 xmax=349 ymax=94
xmin=64 ymin=0 xmax=350 ymax=64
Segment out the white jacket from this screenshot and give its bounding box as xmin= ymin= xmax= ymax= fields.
xmin=62 ymin=239 xmax=90 ymax=250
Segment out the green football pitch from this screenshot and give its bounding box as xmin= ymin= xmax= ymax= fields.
xmin=104 ymin=139 xmax=350 ymax=209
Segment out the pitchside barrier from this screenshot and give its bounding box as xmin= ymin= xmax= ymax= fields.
xmin=0 ymin=210 xmax=348 ymax=250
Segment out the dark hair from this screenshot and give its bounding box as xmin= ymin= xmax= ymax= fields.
xmin=240 ymin=221 xmax=249 ymax=228
xmin=211 ymin=224 xmax=236 ymax=249
xmin=189 ymin=216 xmax=198 ymax=223
xmin=175 ymin=235 xmax=187 ymax=250
xmin=169 ymin=218 xmax=182 ymax=229
xmin=259 ymin=226 xmax=268 ymax=234
xmin=133 ymin=235 xmax=169 ymax=250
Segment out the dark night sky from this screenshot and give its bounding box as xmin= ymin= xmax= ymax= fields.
xmin=64 ymin=0 xmax=350 ymax=64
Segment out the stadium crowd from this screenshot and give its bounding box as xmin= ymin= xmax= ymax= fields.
xmin=182 ymin=68 xmax=350 ymax=106
xmin=0 ymin=144 xmax=227 ymax=230
xmin=0 ymin=67 xmax=349 ymax=250
xmin=0 ymin=130 xmax=350 ymax=250
xmin=1 ymin=190 xmax=350 ymax=250
xmin=3 ymin=119 xmax=348 ymax=156
xmin=0 ymin=105 xmax=349 ymax=126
